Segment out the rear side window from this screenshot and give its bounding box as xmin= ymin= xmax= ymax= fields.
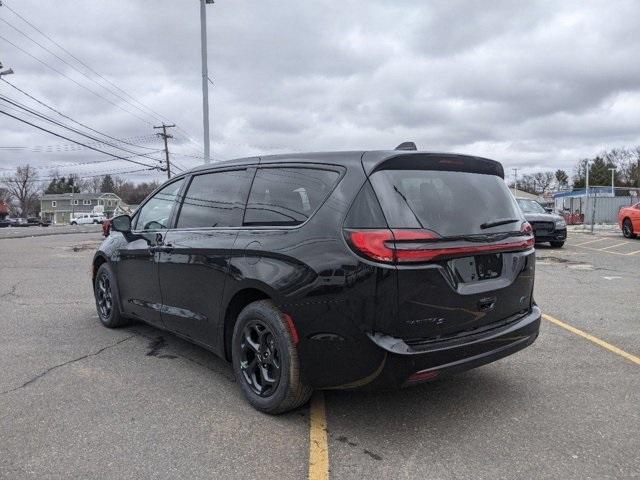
xmin=177 ymin=169 xmax=252 ymax=228
xmin=369 ymin=170 xmax=522 ymax=237
xmin=244 ymin=167 xmax=339 ymax=226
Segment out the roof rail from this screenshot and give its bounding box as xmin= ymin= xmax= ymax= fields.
xmin=395 ymin=142 xmax=417 ymax=151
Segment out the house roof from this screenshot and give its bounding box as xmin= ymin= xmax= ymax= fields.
xmin=41 ymin=192 xmax=121 ymax=200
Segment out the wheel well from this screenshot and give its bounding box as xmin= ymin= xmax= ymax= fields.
xmin=92 ymin=255 xmax=107 ymax=282
xmin=223 ymin=288 xmax=270 ymax=361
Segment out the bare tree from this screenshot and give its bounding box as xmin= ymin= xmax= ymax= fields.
xmin=2 ymin=165 xmax=40 ymax=217
xmin=0 ymin=186 xmax=11 ymax=203
xmin=531 ymin=171 xmax=554 ymax=194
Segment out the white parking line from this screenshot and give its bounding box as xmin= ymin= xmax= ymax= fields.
xmin=573 ymin=238 xmax=611 ymax=246
xmin=599 ymin=242 xmax=629 ymax=250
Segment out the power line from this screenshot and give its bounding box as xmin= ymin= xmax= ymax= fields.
xmin=0 ymin=93 xmax=164 ymax=162
xmin=0 ymin=33 xmax=155 ymax=127
xmin=1 ymin=0 xmax=205 ymax=155
xmin=0 ymin=16 xmax=164 ymax=126
xmin=0 ymin=108 xmax=163 ymax=169
xmin=0 ymin=78 xmax=160 ymax=151
xmin=1 ymin=0 xmax=168 ymax=123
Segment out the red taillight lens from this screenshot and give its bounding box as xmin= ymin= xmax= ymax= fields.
xmin=347 ymin=229 xmax=395 ymax=262
xmin=520 ymin=221 xmax=533 ymax=235
xmin=345 ymin=227 xmax=534 ymax=263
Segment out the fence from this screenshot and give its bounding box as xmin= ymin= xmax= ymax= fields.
xmin=554 ymin=188 xmax=639 ymax=224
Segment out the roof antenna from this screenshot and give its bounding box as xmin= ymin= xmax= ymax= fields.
xmin=395 ymin=142 xmax=417 ymax=151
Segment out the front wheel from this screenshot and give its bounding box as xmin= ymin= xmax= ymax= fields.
xmin=549 ymin=241 xmax=564 ymax=248
xmin=232 ymin=300 xmax=312 ymax=414
xmin=622 ymin=219 xmax=636 ymax=239
xmin=71 ymin=221 xmax=77 ymax=225
xmin=94 ymin=263 xmax=130 ymax=328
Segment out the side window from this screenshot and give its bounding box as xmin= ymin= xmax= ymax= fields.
xmin=244 ymin=167 xmax=339 ymax=226
xmin=134 ymin=178 xmax=185 ymax=231
xmin=176 ymin=169 xmax=252 ymax=229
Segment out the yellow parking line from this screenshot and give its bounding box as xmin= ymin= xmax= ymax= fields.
xmin=309 ymin=391 xmax=329 ymax=480
xmin=573 ymin=238 xmax=611 ymax=246
xmin=598 ymin=242 xmax=629 ymax=250
xmin=543 ymin=314 xmax=640 ymax=366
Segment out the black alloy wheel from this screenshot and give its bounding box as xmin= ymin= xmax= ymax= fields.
xmin=93 ymin=263 xmax=129 ymax=328
xmin=239 ymin=320 xmax=281 ymax=397
xmin=96 ymin=272 xmax=113 ymax=321
xmin=622 ymin=219 xmax=636 ymax=239
xmin=231 ymin=300 xmax=312 ymax=414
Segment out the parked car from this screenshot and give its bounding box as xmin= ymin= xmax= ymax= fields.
xmin=71 ymin=213 xmax=104 ymax=225
xmin=516 ymin=198 xmax=567 ymax=247
xmin=0 ymin=219 xmax=9 ymax=228
xmin=26 ymin=217 xmax=49 ymax=227
xmin=92 ymin=148 xmax=541 ymax=414
xmin=13 ymin=217 xmax=30 ymax=227
xmin=618 ymin=202 xmax=640 ymax=238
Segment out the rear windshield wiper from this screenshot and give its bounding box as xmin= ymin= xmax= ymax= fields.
xmin=480 ymin=218 xmax=520 ymax=229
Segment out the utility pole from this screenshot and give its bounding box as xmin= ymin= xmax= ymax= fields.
xmin=512 ymin=168 xmax=519 ymax=196
xmin=0 ymin=61 xmax=14 ymax=78
xmin=154 ymin=123 xmax=176 ymax=179
xmin=200 ymin=0 xmax=214 ymax=164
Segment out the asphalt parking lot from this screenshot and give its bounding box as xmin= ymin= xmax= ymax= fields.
xmin=1 ymin=230 xmax=638 ymax=479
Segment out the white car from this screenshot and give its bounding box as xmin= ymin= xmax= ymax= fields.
xmin=70 ymin=214 xmax=105 ymax=225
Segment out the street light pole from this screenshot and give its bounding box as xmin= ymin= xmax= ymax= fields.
xmin=200 ymin=0 xmax=214 ymax=164
xmin=608 ymin=167 xmax=616 ymax=197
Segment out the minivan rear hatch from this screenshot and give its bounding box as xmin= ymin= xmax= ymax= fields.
xmin=350 ymin=153 xmax=535 ymax=342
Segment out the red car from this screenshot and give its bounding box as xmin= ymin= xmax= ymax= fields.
xmin=619 ymin=202 xmax=640 ymax=238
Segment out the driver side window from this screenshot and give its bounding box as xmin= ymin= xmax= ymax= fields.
xmin=133 ymin=178 xmax=185 ymax=231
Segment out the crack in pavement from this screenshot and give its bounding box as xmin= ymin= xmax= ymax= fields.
xmin=0 ymin=283 xmax=19 ymax=301
xmin=0 ymin=335 xmax=136 ymax=395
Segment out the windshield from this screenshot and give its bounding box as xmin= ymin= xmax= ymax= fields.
xmin=369 ymin=169 xmax=523 ymax=237
xmin=517 ymin=199 xmax=546 ymax=214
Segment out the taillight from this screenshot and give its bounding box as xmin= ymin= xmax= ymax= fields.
xmin=521 ymin=221 xmax=533 ymax=235
xmin=346 ymin=229 xmax=395 ymax=262
xmin=345 ymin=228 xmax=534 ymax=263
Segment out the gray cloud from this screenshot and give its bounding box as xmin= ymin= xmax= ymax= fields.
xmin=1 ymin=0 xmax=640 ymax=185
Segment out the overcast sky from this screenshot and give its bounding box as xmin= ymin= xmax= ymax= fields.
xmin=1 ymin=0 xmax=640 ymax=184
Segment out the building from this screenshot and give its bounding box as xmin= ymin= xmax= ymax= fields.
xmin=40 ymin=192 xmax=123 ymax=224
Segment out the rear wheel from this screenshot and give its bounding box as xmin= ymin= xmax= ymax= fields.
xmin=94 ymin=263 xmax=130 ymax=328
xmin=232 ymin=300 xmax=312 ymax=414
xmin=549 ymin=241 xmax=564 ymax=248
xmin=71 ymin=221 xmax=77 ymax=225
xmin=622 ymin=219 xmax=636 ymax=239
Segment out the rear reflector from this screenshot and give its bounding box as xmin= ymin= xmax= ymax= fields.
xmin=283 ymin=313 xmax=299 ymax=345
xmin=406 ymin=369 xmax=439 ymax=384
xmin=345 ymin=228 xmax=534 ymax=263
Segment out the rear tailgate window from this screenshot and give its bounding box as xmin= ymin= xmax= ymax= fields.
xmin=369 ymin=170 xmax=522 ymax=237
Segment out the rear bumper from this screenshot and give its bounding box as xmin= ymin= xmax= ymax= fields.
xmin=353 ymin=305 xmax=540 ymax=389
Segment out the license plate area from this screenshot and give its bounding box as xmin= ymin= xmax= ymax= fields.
xmin=450 ymin=254 xmax=503 ymax=282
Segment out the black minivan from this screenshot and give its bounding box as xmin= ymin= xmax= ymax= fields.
xmin=92 ymin=147 xmax=540 ymax=413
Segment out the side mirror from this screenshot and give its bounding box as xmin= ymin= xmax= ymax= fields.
xmin=111 ymin=214 xmax=132 ymax=233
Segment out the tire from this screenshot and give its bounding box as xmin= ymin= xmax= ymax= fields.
xmin=71 ymin=221 xmax=77 ymax=225
xmin=622 ymin=219 xmax=636 ymax=239
xmin=549 ymin=241 xmax=564 ymax=248
xmin=232 ymin=300 xmax=313 ymax=414
xmin=94 ymin=263 xmax=130 ymax=328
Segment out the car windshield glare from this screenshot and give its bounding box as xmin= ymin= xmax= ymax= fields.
xmin=517 ymin=199 xmax=546 ymax=214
